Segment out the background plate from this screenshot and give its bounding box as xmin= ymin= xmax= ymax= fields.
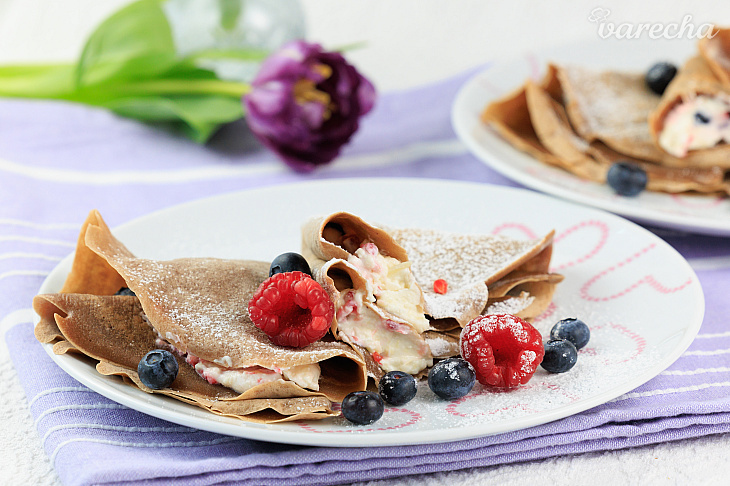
xmin=39 ymin=178 xmax=704 ymax=447
xmin=452 ymin=37 xmax=730 ymax=236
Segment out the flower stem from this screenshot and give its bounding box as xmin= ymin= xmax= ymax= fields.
xmin=110 ymin=78 xmax=252 ymax=97
xmin=62 ymin=78 xmax=252 ymax=103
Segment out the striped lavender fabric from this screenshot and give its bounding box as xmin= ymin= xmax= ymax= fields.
xmin=5 ymin=70 xmax=730 ymax=485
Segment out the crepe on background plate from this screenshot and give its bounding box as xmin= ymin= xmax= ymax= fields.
xmin=483 ymin=60 xmax=730 ymax=195
xmin=34 ymin=210 xmax=367 ymax=423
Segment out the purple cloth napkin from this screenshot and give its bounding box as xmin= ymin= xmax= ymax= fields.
xmin=5 ymin=69 xmax=730 ymax=485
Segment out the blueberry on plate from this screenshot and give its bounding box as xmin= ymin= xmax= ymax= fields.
xmin=541 ymin=339 xmax=578 ymax=373
xmin=137 ymin=350 xmax=179 ymax=390
xmin=646 ymin=62 xmax=677 ymax=95
xmin=550 ymin=317 xmax=590 ymax=350
xmin=428 ymin=357 xmax=475 ymax=400
xmin=269 ymin=252 xmax=313 ymax=277
xmin=607 ymin=161 xmax=647 ymax=197
xmin=115 ymin=287 xmax=136 ymax=296
xmin=379 ymin=370 xmax=418 ymax=406
xmin=341 ymin=391 xmax=384 ymax=425
xmin=694 ymin=112 xmax=711 ymax=124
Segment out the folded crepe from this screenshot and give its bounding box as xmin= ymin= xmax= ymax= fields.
xmin=482 ymin=62 xmax=730 ymax=195
xmin=34 ymin=210 xmax=367 ymax=423
xmin=301 ymin=212 xmax=564 ymax=380
xmin=700 ymin=26 xmax=730 ymax=86
xmin=388 ymin=227 xmax=563 ymax=329
xmin=302 ymin=212 xmax=433 ymax=379
xmin=648 ymin=55 xmax=730 ymax=163
xmin=34 ymin=293 xmax=335 ymax=423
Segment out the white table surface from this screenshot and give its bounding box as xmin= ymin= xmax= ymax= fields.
xmin=3 ymin=1 xmax=730 ymax=484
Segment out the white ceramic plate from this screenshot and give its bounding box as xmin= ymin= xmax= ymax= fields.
xmin=452 ymin=37 xmax=730 ymax=236
xmin=38 ymin=178 xmax=704 ymax=447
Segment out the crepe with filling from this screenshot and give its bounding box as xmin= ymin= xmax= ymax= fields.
xmin=34 ymin=293 xmax=335 ymax=423
xmin=647 ymin=55 xmax=730 ymax=165
xmin=301 ymin=212 xmax=430 ymax=335
xmin=482 ymin=63 xmax=730 ymax=194
xmin=524 ymin=68 xmax=727 ymax=193
xmin=302 ymin=213 xmax=565 ymax=380
xmin=34 ymin=210 xmax=368 ymax=422
xmin=302 ymin=212 xmax=433 ymax=380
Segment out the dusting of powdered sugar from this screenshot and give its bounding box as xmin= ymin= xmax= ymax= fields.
xmin=111 ymin=256 xmax=354 ymax=368
xmin=424 ymin=335 xmax=459 ymax=358
xmin=557 ymin=64 xmax=659 ymax=143
xmin=485 ymin=293 xmax=534 ymax=316
xmin=388 ymin=227 xmax=543 ymax=322
xmin=396 ymin=309 xmax=665 ymax=429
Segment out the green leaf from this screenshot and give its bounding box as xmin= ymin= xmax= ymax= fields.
xmin=100 ymin=94 xmax=245 ymax=142
xmin=75 ymin=0 xmax=177 ymax=87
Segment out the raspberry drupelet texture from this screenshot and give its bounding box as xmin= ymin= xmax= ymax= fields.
xmin=248 ymin=271 xmax=334 ymax=347
xmin=460 ymin=313 xmax=544 ymax=388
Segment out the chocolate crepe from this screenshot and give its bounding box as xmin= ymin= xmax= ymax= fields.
xmin=34 ymin=210 xmax=368 ymax=423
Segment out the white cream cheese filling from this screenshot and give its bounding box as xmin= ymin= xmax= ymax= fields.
xmin=154 ymin=337 xmax=321 ymax=394
xmin=347 ymin=241 xmax=430 ymax=334
xmin=659 ymin=94 xmax=730 ymax=157
xmin=335 ymin=289 xmax=432 ymax=374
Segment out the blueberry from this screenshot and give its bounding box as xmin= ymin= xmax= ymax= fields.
xmin=427 ymin=357 xmax=475 ymax=400
xmin=115 ymin=287 xmax=136 ymax=296
xmin=378 ymin=371 xmax=417 ymax=406
xmin=137 ymin=350 xmax=179 ymax=390
xmin=269 ymin=252 xmax=312 ymax=277
xmin=607 ymin=162 xmax=647 ymax=197
xmin=695 ymin=112 xmax=711 ymax=124
xmin=646 ymin=62 xmax=677 ymax=95
xmin=550 ymin=317 xmax=590 ymax=350
xmin=541 ymin=339 xmax=578 ymax=373
xmin=341 ymin=391 xmax=384 ymax=425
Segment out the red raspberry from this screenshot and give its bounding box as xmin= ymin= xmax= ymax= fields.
xmin=248 ymin=271 xmax=334 ymax=347
xmin=460 ymin=314 xmax=544 ymax=388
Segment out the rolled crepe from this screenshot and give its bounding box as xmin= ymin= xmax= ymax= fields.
xmin=315 ymin=257 xmax=433 ymax=380
xmin=648 ymin=55 xmax=730 ymax=165
xmin=303 ymin=212 xmax=433 ymax=379
xmin=302 ymin=212 xmax=430 ymax=334
xmin=34 ymin=210 xmax=368 ymax=422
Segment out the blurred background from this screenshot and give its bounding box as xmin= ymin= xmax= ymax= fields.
xmin=0 ymin=0 xmax=726 ymax=93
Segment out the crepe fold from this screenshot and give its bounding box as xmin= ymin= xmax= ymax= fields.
xmin=34 ymin=210 xmax=367 ymax=423
xmin=482 ymin=62 xmax=730 ymax=194
xmin=34 ymin=293 xmax=334 ymax=422
xmin=647 ymin=55 xmax=730 ymax=166
xmin=389 ymin=227 xmax=563 ymax=329
xmin=301 ymin=212 xmax=563 ymax=380
xmin=302 ymin=212 xmax=433 ymax=380
xmin=700 ymin=26 xmax=730 ymax=86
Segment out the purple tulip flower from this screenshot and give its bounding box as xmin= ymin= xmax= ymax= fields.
xmin=244 ymin=40 xmax=376 ymax=172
